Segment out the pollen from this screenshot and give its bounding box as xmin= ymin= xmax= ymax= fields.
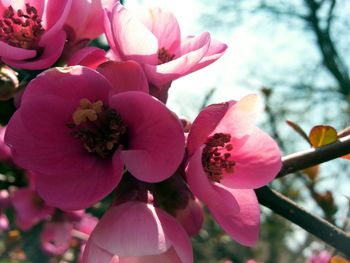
xmin=158 ymin=47 xmax=175 ymax=65
xmin=201 ymin=133 xmax=236 ymax=182
xmin=0 ymin=4 xmax=45 ymax=49
xmin=68 ymin=99 xmax=128 ymax=159
xmin=72 ymin=99 xmax=103 ymax=125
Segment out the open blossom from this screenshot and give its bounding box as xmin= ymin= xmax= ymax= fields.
xmin=82 ymin=201 xmax=193 ymax=263
xmin=105 ymin=3 xmax=227 ymax=101
xmin=0 ymin=0 xmax=72 ymax=69
xmin=5 ymin=62 xmax=185 ymax=210
xmin=186 ymin=94 xmax=282 ymax=245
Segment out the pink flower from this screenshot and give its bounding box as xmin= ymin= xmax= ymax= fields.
xmin=11 ymin=188 xmax=55 ymax=230
xmin=41 ymin=221 xmax=73 ymax=255
xmin=67 ymin=46 xmax=108 ymax=69
xmin=105 ymin=3 xmax=227 ymax=101
xmin=0 ymin=0 xmax=72 ymax=69
xmin=0 ymin=125 xmax=11 ymax=161
xmin=186 ymin=94 xmax=282 ymax=246
xmin=82 ymin=202 xmax=193 ymax=263
xmin=5 ymin=62 xmax=185 ymax=210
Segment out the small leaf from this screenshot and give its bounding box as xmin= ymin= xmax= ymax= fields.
xmin=309 ymin=125 xmax=337 ymax=148
xmin=286 ymin=120 xmax=310 ymax=144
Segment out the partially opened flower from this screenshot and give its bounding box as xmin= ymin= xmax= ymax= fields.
xmin=0 ymin=0 xmax=72 ymax=69
xmin=5 ymin=62 xmax=185 ymax=210
xmin=82 ymin=201 xmax=193 ymax=263
xmin=186 ymin=94 xmax=282 ymax=246
xmin=105 ymin=3 xmax=227 ymax=102
xmin=41 ymin=221 xmax=73 ymax=255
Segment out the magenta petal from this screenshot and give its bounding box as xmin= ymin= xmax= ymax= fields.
xmin=187 ymin=102 xmax=228 ymax=156
xmin=68 ymin=47 xmax=108 ymax=69
xmin=0 ymin=41 xmax=36 ymax=60
xmin=3 ymin=31 xmax=67 ymax=70
xmin=213 ymin=94 xmax=260 ymax=139
xmin=221 ymin=127 xmax=282 ymax=189
xmin=110 ymin=3 xmax=158 ymax=64
xmin=97 ymin=61 xmax=149 ymax=94
xmin=209 ymin=188 xmax=260 ymax=246
xmin=186 ymin=147 xmax=239 ymax=213
xmin=138 ymin=7 xmax=181 ymax=53
xmin=109 ymin=92 xmax=184 ymax=182
xmin=21 ymin=66 xmax=111 ymax=103
xmin=35 ymin=152 xmax=124 ymax=210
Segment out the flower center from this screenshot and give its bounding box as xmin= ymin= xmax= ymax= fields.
xmin=157 ymin=47 xmax=175 ymax=65
xmin=0 ymin=4 xmax=45 ymax=49
xmin=67 ymin=98 xmax=128 ymax=159
xmin=201 ymin=133 xmax=236 ymax=182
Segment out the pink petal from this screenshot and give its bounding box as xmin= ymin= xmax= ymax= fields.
xmin=91 ymin=202 xmax=171 ymax=256
xmin=0 ymin=126 xmax=11 ymax=161
xmin=109 ymin=3 xmax=158 ymax=64
xmin=143 ymin=32 xmax=210 ymax=86
xmin=2 ymin=31 xmax=67 ymax=70
xmin=109 ymin=92 xmax=185 ymax=182
xmin=41 ymin=0 xmax=72 ymax=42
xmin=104 ymin=9 xmax=120 ymax=59
xmin=156 ymin=206 xmax=193 ymax=263
xmin=83 ymin=202 xmax=192 ymax=263
xmin=186 ymin=102 xmax=228 ymax=156
xmin=68 ymin=47 xmax=108 ymax=69
xmin=97 ymin=61 xmax=149 ymax=94
xmin=221 ymin=127 xmax=282 ymax=189
xmin=175 ymin=198 xmax=204 ymax=236
xmin=41 ymin=221 xmax=73 ymax=255
xmin=138 ymin=7 xmax=181 ymax=53
xmin=35 ymin=152 xmax=123 ymax=210
xmin=212 ymin=94 xmax=260 ymax=139
xmin=186 ymin=38 xmax=228 ymax=74
xmin=0 ymin=41 xmax=36 ymax=60
xmin=186 ymin=147 xmax=239 ymax=213
xmin=209 ymin=189 xmax=260 ymax=246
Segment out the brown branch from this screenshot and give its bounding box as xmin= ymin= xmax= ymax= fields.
xmin=277 ymin=134 xmax=350 ymax=178
xmin=256 ymin=186 xmax=350 ymax=258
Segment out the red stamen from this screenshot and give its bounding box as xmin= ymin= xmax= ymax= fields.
xmin=0 ymin=4 xmax=45 ymax=49
xmin=202 ymin=133 xmax=236 ymax=182
xmin=158 ymin=47 xmax=175 ymax=65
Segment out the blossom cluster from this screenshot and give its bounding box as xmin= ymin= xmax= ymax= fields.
xmin=0 ymin=0 xmax=282 ymax=262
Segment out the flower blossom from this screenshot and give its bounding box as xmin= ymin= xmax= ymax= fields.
xmin=82 ymin=201 xmax=193 ymax=263
xmin=186 ymin=94 xmax=282 ymax=245
xmin=5 ymin=62 xmax=185 ymax=210
xmin=105 ymin=2 xmax=227 ymax=102
xmin=0 ymin=0 xmax=72 ymax=69
xmin=0 ymin=125 xmax=11 ymax=161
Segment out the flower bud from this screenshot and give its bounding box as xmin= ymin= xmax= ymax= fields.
xmin=0 ymin=66 xmax=19 ymax=101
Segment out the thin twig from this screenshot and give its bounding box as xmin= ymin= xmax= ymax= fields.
xmin=277 ymin=135 xmax=350 ymax=178
xmin=255 ymin=186 xmax=350 ymax=258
